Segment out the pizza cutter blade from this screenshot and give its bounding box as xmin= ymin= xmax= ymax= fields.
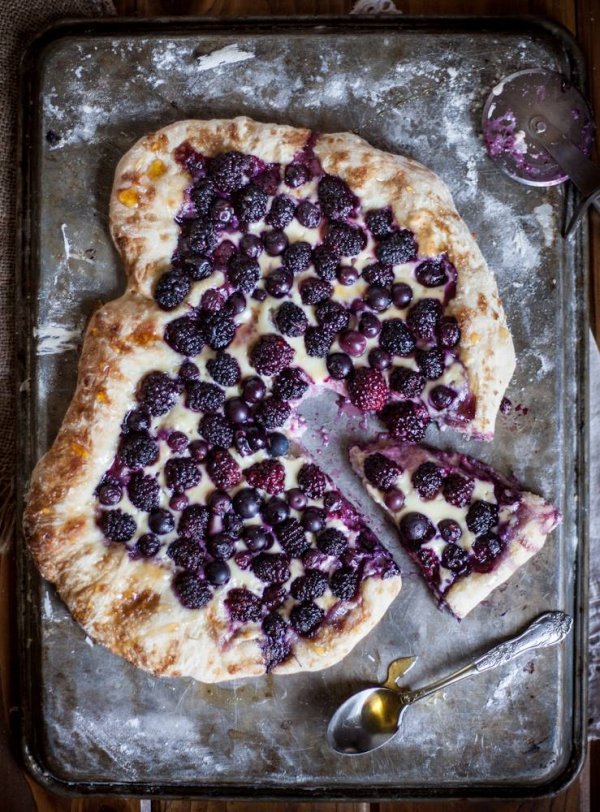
xmin=482 ymin=68 xmax=600 ymax=237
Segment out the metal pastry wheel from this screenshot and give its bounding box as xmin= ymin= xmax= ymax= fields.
xmin=482 ymin=68 xmax=600 ymax=238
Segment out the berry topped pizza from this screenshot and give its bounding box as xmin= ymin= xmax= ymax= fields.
xmin=24 ymin=117 xmax=516 ymax=681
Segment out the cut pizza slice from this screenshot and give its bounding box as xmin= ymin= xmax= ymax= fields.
xmin=349 ymin=440 xmax=560 ymax=618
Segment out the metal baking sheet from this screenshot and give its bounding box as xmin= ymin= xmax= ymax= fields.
xmin=16 ymin=16 xmax=588 ymax=799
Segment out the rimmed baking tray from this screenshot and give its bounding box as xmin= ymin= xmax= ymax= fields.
xmin=16 ymin=15 xmax=588 ymax=800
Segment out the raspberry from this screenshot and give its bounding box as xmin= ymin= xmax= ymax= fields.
xmin=376 ymin=229 xmax=418 ymax=265
xmin=315 ymin=300 xmax=350 ymax=333
xmin=411 ymin=461 xmax=444 ymax=500
xmin=226 ymin=587 xmax=263 ymax=622
xmin=381 ymin=401 xmax=431 ymax=442
xmin=167 ymin=538 xmax=204 ymax=571
xmin=206 ymin=448 xmax=242 ymax=489
xmin=443 ymin=473 xmax=475 ymax=508
xmin=441 ymin=543 xmax=471 ymax=575
xmin=282 ymin=241 xmax=312 ymax=275
xmin=178 ymin=504 xmax=210 ymax=540
xmin=201 ymin=313 xmax=236 ymax=350
xmin=312 ymin=245 xmax=338 ymax=280
xmin=266 ymin=195 xmax=295 ymax=229
xmin=362 ymin=263 xmax=394 ymax=287
xmin=363 ymin=452 xmax=401 ymax=491
xmin=275 ymin=517 xmax=310 ymax=557
xmin=173 ymin=573 xmax=212 ymax=609
xmin=274 ymin=301 xmax=308 ymax=337
xmin=304 ymin=326 xmax=334 ymax=357
xmin=365 ymin=207 xmax=393 ymax=238
xmin=318 ymin=175 xmax=355 ymax=220
xmin=389 ymin=367 xmax=425 ymax=399
xmin=254 ymin=397 xmax=291 ymax=429
xmin=119 ymin=433 xmax=159 ymax=469
xmin=206 ymin=352 xmax=241 ymax=386
xmin=250 ymin=334 xmax=294 ymax=376
xmin=232 ymin=183 xmax=268 ymax=222
xmin=245 ymin=459 xmax=286 ymax=495
xmin=165 ymin=457 xmax=201 ymax=492
xmin=415 ymin=257 xmax=448 ymax=287
xmin=466 ymin=500 xmax=499 ymax=535
xmin=347 ymin=367 xmax=389 ymax=412
xmin=138 ymin=371 xmax=180 ymax=415
xmin=290 ymin=569 xmax=328 ymax=601
xmin=164 ymin=316 xmax=205 ymax=356
xmin=317 ymin=527 xmax=348 ymax=556
xmin=185 ymin=380 xmax=225 ymax=413
xmin=379 ymin=319 xmax=415 ymax=357
xmin=290 ymin=601 xmax=324 ymax=637
xmin=154 ymin=271 xmax=190 ymax=311
xmin=325 ymin=222 xmax=367 ymax=257
xmin=416 ymin=348 xmax=445 ymax=380
xmin=272 ymin=368 xmax=309 ymax=401
xmin=330 ymin=567 xmax=359 ymax=600
xmin=297 ymin=464 xmax=328 ymax=499
xmin=187 ymin=221 xmax=217 ymax=255
xmin=127 ymin=472 xmax=160 ymax=511
xmin=407 ymin=298 xmax=442 ymax=341
xmin=299 ymin=277 xmax=332 ymax=305
xmin=99 ymin=509 xmax=136 ymax=543
xmin=251 ymin=552 xmax=290 ymax=584
xmin=207 ymin=151 xmax=251 ymax=193
xmin=227 ymin=254 xmax=261 ymax=293
xmin=199 ymin=413 xmax=234 ymax=448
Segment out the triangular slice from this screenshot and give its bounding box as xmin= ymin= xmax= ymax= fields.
xmin=350 ymin=440 xmax=560 ymax=618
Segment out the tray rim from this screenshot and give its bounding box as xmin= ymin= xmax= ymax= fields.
xmin=15 ymin=12 xmax=589 ymax=801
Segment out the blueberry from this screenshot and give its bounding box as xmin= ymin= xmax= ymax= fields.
xmin=285 ymin=163 xmax=309 ymax=187
xmin=136 ymin=533 xmax=161 ymax=558
xmin=338 ymin=330 xmax=367 ymax=358
xmin=97 ymin=483 xmax=122 ymax=506
xmin=384 ymin=488 xmax=405 ymax=511
xmin=242 ymin=525 xmax=271 ymax=552
xmin=246 ymin=427 xmax=267 ymax=451
xmin=167 ymin=431 xmax=188 ymax=452
xmin=233 ymin=487 xmax=261 ymax=518
xmin=439 ymin=518 xmax=462 ymax=543
xmin=392 ymin=282 xmax=413 ymax=309
xmin=368 ymin=347 xmax=391 ymax=370
xmin=286 ymin=488 xmax=307 ymax=510
xmin=170 ymin=493 xmax=189 ymax=512
xmin=326 ymin=352 xmax=353 ymax=380
xmin=225 ymin=291 xmax=247 ymax=316
xmin=252 ymin=288 xmax=268 ymax=302
xmin=125 ymin=408 xmax=151 ymax=433
xmin=398 ymin=512 xmax=435 ymax=547
xmin=472 ymin=532 xmax=504 ymax=572
xmin=437 ymin=316 xmax=461 ymax=348
xmin=267 ymin=432 xmax=289 ymax=457
xmin=209 ymin=490 xmax=232 ymax=515
xmin=262 ymin=497 xmax=290 ymax=526
xmin=239 ymin=233 xmax=263 ymax=259
xmin=207 ymin=533 xmax=235 ymax=560
xmin=441 ymin=543 xmax=471 ymax=575
xmin=415 ymin=258 xmax=448 ymax=287
xmin=210 ymin=198 xmax=235 ymax=228
xmin=323 ymin=491 xmax=342 ymax=512
xmin=359 ymin=312 xmax=381 ymax=338
xmin=149 ymin=509 xmax=175 ymax=535
xmin=265 ymin=269 xmax=293 ymax=298
xmin=263 ymin=229 xmax=289 ymax=256
xmin=300 ymin=507 xmax=325 ymax=534
xmin=336 ymin=266 xmax=360 ymax=286
xmin=189 ymin=439 xmax=209 ymax=462
xmin=366 ymin=285 xmax=392 ymax=312
xmin=296 ymin=200 xmax=321 ymax=228
xmin=225 ymin=397 xmax=251 ymax=424
xmin=205 ymin=560 xmax=231 ymax=586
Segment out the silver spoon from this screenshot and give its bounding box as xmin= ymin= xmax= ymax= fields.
xmin=327 ymin=611 xmax=572 ymax=755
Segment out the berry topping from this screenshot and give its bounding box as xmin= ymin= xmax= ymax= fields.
xmin=179 ymin=254 xmax=213 ymax=282
xmin=297 ymin=463 xmax=328 ymax=499
xmin=127 ymin=472 xmax=160 ymax=511
xmin=442 ymin=473 xmax=475 ymax=508
xmin=274 ymin=301 xmax=308 ymax=337
xmin=300 ymin=276 xmax=332 ymax=305
xmin=296 ymin=200 xmax=321 ymax=228
xmin=415 ymin=257 xmax=448 ymax=287
xmin=362 ymin=262 xmax=394 ymax=287
xmin=441 ymin=543 xmax=471 ymax=575
xmin=185 ymin=380 xmax=225 ymax=413
xmin=318 ymin=174 xmax=355 ymax=220
xmin=304 ymin=326 xmax=334 ymax=357
xmin=99 ymin=509 xmax=136 ymax=543
xmin=206 ymin=448 xmax=242 ymax=490
xmin=199 ymin=414 xmax=234 ymax=448
xmin=254 ymin=397 xmax=291 ymax=429
xmin=437 ymin=316 xmax=461 ymax=348
xmin=466 ymin=500 xmax=499 ymax=535
xmin=245 ymin=459 xmax=286 ymax=495
xmin=365 ymin=207 xmax=393 ymax=238
xmin=364 ymin=452 xmax=401 ymax=491
xmin=389 ymin=367 xmax=425 ymax=399
xmin=407 ymin=298 xmax=442 ymax=341
xmin=282 ymin=241 xmax=312 ymax=274
xmin=173 ymin=573 xmax=212 ymax=609
xmin=381 ymin=401 xmax=431 ymax=442
xmin=330 ymin=567 xmax=360 ymax=601
xmin=317 ymin=527 xmax=348 ymax=556
xmin=149 ymin=508 xmax=175 ymax=535
xmin=227 ymin=254 xmax=261 ymax=293
xmin=207 ymin=151 xmax=250 ymax=193
xmin=290 ymin=569 xmax=328 ymax=602
xmin=430 ymin=385 xmax=457 ymax=411
xmin=266 ymin=195 xmax=295 ymax=229
xmin=326 ymin=352 xmax=353 ymax=380
xmin=347 ymin=367 xmax=389 ymax=412
xmin=416 ymin=348 xmax=445 ymax=380
xmin=290 ymin=601 xmax=324 ymax=638
xmin=119 ymin=432 xmax=159 ymax=469
xmin=138 ymin=372 xmax=180 ymax=416
xmin=250 ymin=334 xmax=295 ymax=376
xmin=232 ymin=183 xmax=268 ymax=223
xmin=154 ymin=271 xmax=190 ymax=311
xmin=376 ymin=230 xmax=417 ymax=265
xmin=206 ymin=352 xmax=241 ymax=387
xmin=136 ymin=533 xmax=161 ymax=558
xmin=379 ymin=319 xmax=415 ymax=357
xmin=226 ymin=587 xmax=263 ymax=623
xmin=251 ymin=552 xmax=291 ymax=584
xmin=165 ymin=457 xmax=201 ymax=492
xmin=275 ymin=517 xmax=310 ymax=557
xmin=168 ymin=538 xmax=204 ymax=570
xmin=178 ymin=504 xmax=210 ymax=540
xmin=325 ymin=222 xmax=367 ymax=256
xmin=164 ymin=316 xmax=205 ymax=356
xmin=412 ymin=462 xmax=444 ymax=500
xmin=398 ymin=512 xmax=435 ymax=547
xmin=272 ymin=368 xmax=309 ymax=401
xmin=201 ymin=313 xmax=236 ymax=350
xmin=472 ymin=532 xmax=504 ymax=572
xmin=438 ymin=518 xmax=462 ymax=543
xmin=312 ymin=245 xmax=338 ymax=280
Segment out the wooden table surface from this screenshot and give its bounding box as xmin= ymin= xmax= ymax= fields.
xmin=2 ymin=1 xmax=599 ymax=810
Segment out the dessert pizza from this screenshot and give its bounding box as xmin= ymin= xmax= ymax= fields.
xmin=350 ymin=441 xmax=560 ymax=618
xmin=24 ymin=117 xmax=516 ymax=682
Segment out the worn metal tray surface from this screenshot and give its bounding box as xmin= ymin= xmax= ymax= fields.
xmin=17 ymin=17 xmax=587 ymax=799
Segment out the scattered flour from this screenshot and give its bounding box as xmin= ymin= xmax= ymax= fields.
xmin=533 ymin=203 xmax=555 ymax=247
xmin=195 ymin=44 xmax=255 ymax=72
xmin=35 ymin=323 xmax=81 ymax=355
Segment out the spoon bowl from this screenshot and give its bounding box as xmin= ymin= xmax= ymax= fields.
xmin=327 ymin=686 xmax=407 ymax=754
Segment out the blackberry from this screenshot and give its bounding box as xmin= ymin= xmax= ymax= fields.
xmin=262 ymin=610 xmax=288 ymax=639
xmin=99 ymin=509 xmax=136 ymax=543
xmin=282 ymin=241 xmax=312 ymax=275
xmin=207 ymin=151 xmax=250 ymax=193
xmin=119 ymin=432 xmax=159 ymax=469
xmin=290 ymin=601 xmax=324 ymax=638
xmin=407 ymin=298 xmax=442 ymax=341
xmin=165 ymin=458 xmax=201 ymax=492
xmin=272 ymin=368 xmax=309 ymax=401
xmin=262 ymin=632 xmax=292 ymax=672
xmin=304 ymin=326 xmax=334 ymax=357
xmin=472 ymin=532 xmax=504 ymax=572
xmin=415 ymin=257 xmax=448 ymax=287
xmin=379 ymin=319 xmax=415 ymax=357
xmin=318 ymin=174 xmax=355 ymax=221
xmin=223 ymin=512 xmax=244 ymax=536
xmin=362 ymin=263 xmax=394 ymax=287
xmin=376 ymin=229 xmax=418 ymax=265
xmin=173 ymin=573 xmax=212 ymax=609
xmin=168 ymin=538 xmax=204 ymax=571
xmin=127 ymin=472 xmax=160 ymax=511
xmin=330 ymin=567 xmax=359 ymax=601
xmin=206 ymin=448 xmax=242 ymax=489
xmin=296 ymin=200 xmax=321 ymax=228
xmin=416 ymin=348 xmax=445 ymax=380
xmin=326 ymin=352 xmax=353 ymax=380
xmin=325 ymin=222 xmax=367 ymax=257
xmin=274 ymin=301 xmax=308 ymax=337
xmin=290 ymin=569 xmax=328 ymax=601
xmin=254 ymin=397 xmax=291 ymax=429
xmin=365 ymin=207 xmax=393 ymax=238
xmin=201 ymin=313 xmax=236 ymax=350
xmin=164 ymin=316 xmax=205 ymax=356
xmin=398 ymin=512 xmax=435 ymax=548
xmin=381 ymin=401 xmax=431 ymax=442
xmin=210 ymin=198 xmax=235 ymax=229
xmin=363 ymin=452 xmax=400 ymax=491
xmin=149 ymin=508 xmax=175 ymax=535
xmin=154 ymin=271 xmax=191 ymax=311
xmin=284 ymin=162 xmax=309 ymax=188
xmin=389 ymin=367 xmax=425 ymax=399
xmin=299 ymin=277 xmax=332 ymax=305
xmin=138 ymin=371 xmax=180 ymax=416
xmin=206 ymin=534 xmax=235 ymax=560
xmin=233 ymin=183 xmax=268 ymax=223
xmin=315 ymin=300 xmax=349 ymax=333
xmin=136 ymin=533 xmax=161 ymax=558
xmin=466 ymin=500 xmax=499 ymax=535
xmin=250 ymin=334 xmax=294 ymax=376
xmin=439 ymin=518 xmax=462 ymax=543
xmin=227 ymin=254 xmax=261 ymax=293
xmin=441 ymin=543 xmax=471 ymax=575
xmin=312 ymin=245 xmax=339 ymax=284
xmin=347 ymin=367 xmax=389 ymax=412
xmin=226 ymin=587 xmax=263 ymax=623
xmin=178 ymin=504 xmax=210 ymax=540
xmin=437 ymin=316 xmax=461 ymax=348
xmin=266 ymin=195 xmax=295 ymax=229
xmin=317 ymin=527 xmax=348 ymax=556
xmin=412 ymin=462 xmax=444 ymax=500
xmin=297 ymin=463 xmax=328 ymax=499
xmin=190 ymin=178 xmax=217 ymax=214
xmin=442 ymin=473 xmax=474 ymax=508
xmin=275 ymin=518 xmax=310 ymax=557
xmin=251 ymin=552 xmax=291 ymax=585
xmin=185 ymin=380 xmax=225 ymax=413
xmin=199 ymin=413 xmax=234 ymax=448
xmin=245 ymin=459 xmax=286 ymax=495
xmin=206 ymin=352 xmax=240 ymax=387
xmin=187 ymin=221 xmax=217 ymax=255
